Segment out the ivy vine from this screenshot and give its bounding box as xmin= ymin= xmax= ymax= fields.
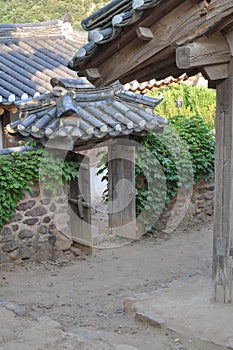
xmin=0 ymin=147 xmax=79 ymax=231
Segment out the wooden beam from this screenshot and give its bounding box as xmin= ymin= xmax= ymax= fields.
xmin=176 ymin=32 xmax=231 ymax=69
xmin=121 ymin=49 xmax=181 ymax=83
xmin=125 ymin=63 xmax=184 ymax=85
xmin=120 ymin=45 xmax=176 ymax=82
xmin=213 ymin=58 xmax=233 ymax=303
xmin=136 ymin=27 xmax=154 ymax=41
xmin=80 ymin=0 xmax=233 ymax=85
xmin=203 ymin=63 xmax=229 ymax=81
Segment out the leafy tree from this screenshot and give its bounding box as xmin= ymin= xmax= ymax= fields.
xmin=0 ymin=0 xmax=109 ymax=28
xmin=150 ymin=83 xmax=216 ymax=127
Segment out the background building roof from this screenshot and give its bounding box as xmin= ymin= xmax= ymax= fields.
xmin=0 ymin=15 xmax=87 ymax=105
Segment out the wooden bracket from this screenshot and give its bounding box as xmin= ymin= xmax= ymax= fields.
xmin=203 ymin=63 xmax=229 ymax=80
xmin=136 ymin=27 xmax=154 ymax=41
xmin=83 ymin=68 xmax=101 ymax=82
xmin=176 ymin=31 xmax=231 ymax=69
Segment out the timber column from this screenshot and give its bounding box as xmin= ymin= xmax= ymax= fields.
xmin=213 ymin=59 xmax=233 ymax=303
xmin=176 ymin=32 xmax=233 ymax=302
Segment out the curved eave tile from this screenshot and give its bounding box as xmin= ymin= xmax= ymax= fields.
xmin=70 ymin=0 xmax=163 ymax=68
xmin=5 ymin=80 xmax=168 ymax=145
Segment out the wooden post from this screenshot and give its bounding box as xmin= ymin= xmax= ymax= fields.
xmin=213 ymin=58 xmax=233 ymax=303
xmin=108 ymin=139 xmax=137 ymax=239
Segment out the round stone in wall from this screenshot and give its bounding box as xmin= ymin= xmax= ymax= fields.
xmin=19 ymin=246 xmax=32 ymax=259
xmin=18 ymin=229 xmax=34 ymax=239
xmin=37 ymin=225 xmax=48 ymax=234
xmin=23 ymin=218 xmax=39 ymax=226
xmin=2 ymin=240 xmax=19 ymax=252
xmin=16 ymin=200 xmax=36 ymax=211
xmin=25 ymin=206 xmax=47 ymax=217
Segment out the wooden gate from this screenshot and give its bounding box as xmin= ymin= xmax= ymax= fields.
xmin=68 ymin=153 xmax=92 ymax=249
xmin=108 ymin=140 xmax=137 ymax=239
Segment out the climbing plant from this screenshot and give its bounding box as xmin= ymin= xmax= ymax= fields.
xmin=0 ymin=147 xmax=79 ymax=231
xmin=134 ymin=114 xmax=215 ymax=230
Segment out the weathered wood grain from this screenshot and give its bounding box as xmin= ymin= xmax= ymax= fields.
xmin=176 ymin=32 xmax=231 ymax=69
xmin=108 ymin=140 xmax=136 ymax=239
xmin=69 ymin=153 xmax=92 ymax=247
xmin=213 ymin=58 xmax=233 ymax=303
xmin=203 ymin=63 xmax=229 ymax=81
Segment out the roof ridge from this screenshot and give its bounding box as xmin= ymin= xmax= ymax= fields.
xmin=0 ymin=16 xmax=73 ymax=41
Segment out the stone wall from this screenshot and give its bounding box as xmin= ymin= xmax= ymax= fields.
xmin=0 ymin=183 xmax=72 ymax=264
xmin=0 ymin=179 xmax=215 ymax=264
xmin=156 ymin=179 xmax=214 ymax=231
xmin=192 ymin=179 xmax=214 ymax=219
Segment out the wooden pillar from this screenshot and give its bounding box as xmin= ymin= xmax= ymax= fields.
xmin=213 ymin=58 xmax=233 ymax=303
xmin=108 ymin=139 xmax=137 ymax=239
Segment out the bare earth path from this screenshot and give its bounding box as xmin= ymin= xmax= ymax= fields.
xmin=0 ymin=219 xmax=227 ymax=349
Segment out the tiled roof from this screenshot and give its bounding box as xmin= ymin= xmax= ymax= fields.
xmin=124 ymin=74 xmax=208 ymax=93
xmin=124 ymin=74 xmax=189 ymax=93
xmin=68 ymin=0 xmax=162 ymax=71
xmin=6 ymin=79 xmax=167 ymax=146
xmin=0 ymin=16 xmax=87 ymax=105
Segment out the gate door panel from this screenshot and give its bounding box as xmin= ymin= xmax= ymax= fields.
xmin=69 ymin=153 xmax=92 ymax=247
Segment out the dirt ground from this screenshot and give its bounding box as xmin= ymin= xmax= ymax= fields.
xmin=0 ymin=218 xmax=228 ymax=350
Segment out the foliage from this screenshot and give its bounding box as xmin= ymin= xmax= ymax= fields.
xmin=133 ymin=126 xmax=194 ymax=229
xmin=134 ymin=114 xmax=215 ymax=230
xmin=0 ymin=0 xmax=108 ymax=28
xmin=149 ymin=83 xmax=216 ymax=127
xmin=0 ymin=147 xmax=79 ymax=230
xmin=169 ymin=115 xmax=215 ymax=182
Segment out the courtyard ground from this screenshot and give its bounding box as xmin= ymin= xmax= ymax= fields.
xmin=0 ymin=218 xmax=229 ymax=350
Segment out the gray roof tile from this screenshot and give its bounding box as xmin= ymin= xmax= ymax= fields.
xmin=0 ymin=17 xmax=87 ymax=105
xmin=6 ymin=80 xmax=167 ymax=146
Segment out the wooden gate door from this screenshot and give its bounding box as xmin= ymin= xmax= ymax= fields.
xmin=108 ymin=140 xmax=137 ymax=239
xmin=68 ymin=153 xmax=92 ymax=249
